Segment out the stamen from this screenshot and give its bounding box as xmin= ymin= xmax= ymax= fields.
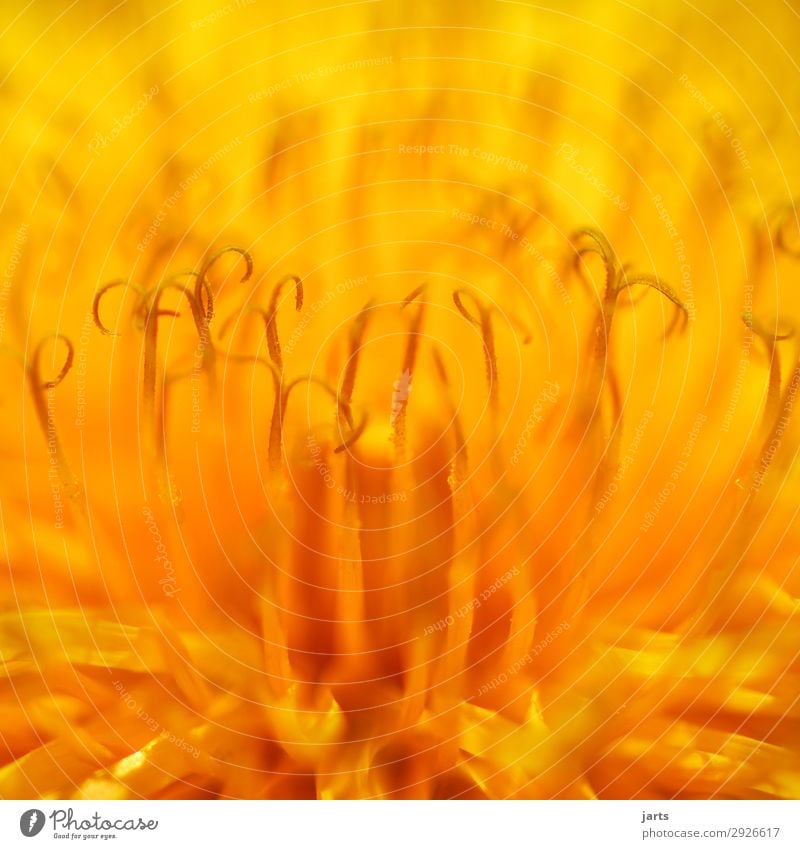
xmin=226 ymin=353 xmax=282 ymax=470
xmin=219 ymin=305 xmax=280 ymax=356
xmin=617 ymin=273 xmax=689 ymax=321
xmin=743 ymin=312 xmax=794 ymax=432
xmin=572 ymin=230 xmax=688 ymax=422
xmin=163 ymin=270 xmax=220 ymax=386
xmin=333 ymin=409 xmax=368 ymax=454
xmin=431 ymin=346 xmax=468 ymax=488
xmin=162 ymin=247 xmax=254 ymax=417
xmin=265 ymin=274 xmax=303 ymax=372
xmin=571 ymin=233 xmax=693 ymax=526
xmin=157 ymin=369 xmax=190 ymax=519
xmin=196 ymin=245 xmax=254 ymax=321
xmin=608 ymin=367 xmax=623 ymax=426
xmin=132 ymin=277 xmax=209 ymax=510
xmin=773 ymin=201 xmax=800 ymax=258
xmin=140 ymin=278 xmax=206 ymax=430
xmin=616 ymin=272 xmax=690 ymax=348
xmin=216 ymin=308 xmax=254 ymax=343
xmin=505 ymin=313 xmax=533 ymax=345
xmin=128 ymin=273 xmax=221 ymax=514
xmin=273 ymin=375 xmax=359 ymax=472
xmin=572 ymin=227 xmax=620 ymax=297
xmin=663 ymin=304 xmax=689 ymax=339
xmin=226 ymin=353 xmax=282 ymax=408
xmin=402 ymin=284 xmax=427 ymax=309
xmin=393 ymin=285 xmax=428 ymax=452
xmin=168 ymin=271 xmax=209 ymax=328
xmin=28 ymin=335 xmax=81 ymax=500
xmin=226 ymin=352 xmax=283 ymax=380
xmin=92 ymin=280 xmax=147 ymax=336
xmin=617 ymin=272 xmax=653 ymax=310
xmin=686 ymin=316 xmax=798 ymax=635
xmin=572 ymin=230 xmax=624 ymax=364
xmin=337 ymin=299 xmax=374 ymax=428
xmin=453 ymin=287 xmax=498 ymax=408
xmin=218 ymin=277 xmax=302 ymax=393
xmin=153 ymin=273 xmax=216 ymax=382
xmin=752 ymin=358 xmax=800 ymax=493
xmin=32 ymin=334 xmax=74 ymax=388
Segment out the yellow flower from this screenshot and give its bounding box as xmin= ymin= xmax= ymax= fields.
xmin=1 ymin=0 xmax=799 ymax=799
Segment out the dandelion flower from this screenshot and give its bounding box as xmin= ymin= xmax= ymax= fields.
xmin=1 ymin=0 xmax=799 ymax=800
